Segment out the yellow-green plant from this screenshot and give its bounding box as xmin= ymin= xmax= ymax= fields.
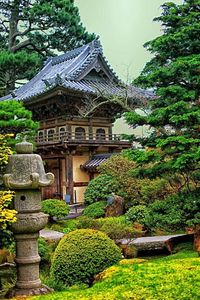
xmin=0 ymin=190 xmax=16 ymax=230
xmin=0 ymin=134 xmax=16 ymax=246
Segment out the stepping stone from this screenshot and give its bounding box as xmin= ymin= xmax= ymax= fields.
xmin=130 ymin=234 xmax=192 ymax=252
xmin=40 ymin=229 xmax=64 ymax=241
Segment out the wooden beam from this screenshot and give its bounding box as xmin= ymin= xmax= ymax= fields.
xmin=65 ymin=153 xmax=74 ymax=203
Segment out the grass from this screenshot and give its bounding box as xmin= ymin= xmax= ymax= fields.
xmin=29 ymin=242 xmax=200 ymax=300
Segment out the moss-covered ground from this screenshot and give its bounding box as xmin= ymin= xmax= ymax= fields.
xmin=29 ymin=243 xmax=200 ymax=300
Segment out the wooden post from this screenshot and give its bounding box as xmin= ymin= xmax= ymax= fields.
xmin=65 ymin=153 xmax=74 ymax=203
xmin=108 ymin=126 xmax=113 ymax=140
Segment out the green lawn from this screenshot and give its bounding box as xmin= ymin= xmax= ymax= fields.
xmin=31 ymin=244 xmax=200 ymax=300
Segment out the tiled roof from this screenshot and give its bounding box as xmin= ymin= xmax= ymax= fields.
xmin=81 ymin=153 xmax=115 ymax=172
xmin=0 ymin=40 xmax=154 ymax=103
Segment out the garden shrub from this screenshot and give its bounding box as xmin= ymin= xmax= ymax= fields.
xmin=76 ymin=216 xmax=100 ymax=230
xmin=50 ymin=229 xmax=121 ymax=286
xmin=144 ymin=188 xmax=200 ymax=232
xmin=84 ymin=174 xmax=119 ymax=205
xmin=144 ymin=198 xmax=184 ymax=231
xmin=75 ymin=216 xmax=143 ymax=240
xmin=97 ymin=216 xmax=139 ymax=240
xmin=38 ymin=237 xmax=58 ymax=265
xmin=41 ymin=199 xmax=69 ymax=221
xmin=83 ymin=201 xmax=107 ymax=218
xmin=125 ymin=205 xmax=149 ymax=224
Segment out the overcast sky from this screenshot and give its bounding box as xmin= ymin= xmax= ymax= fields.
xmin=75 ymin=0 xmax=182 ymax=81
xmin=75 ymin=0 xmax=182 ymax=134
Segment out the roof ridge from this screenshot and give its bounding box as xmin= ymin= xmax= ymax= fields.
xmin=51 ymin=39 xmax=102 ymax=66
xmin=67 ymin=48 xmax=99 ymax=80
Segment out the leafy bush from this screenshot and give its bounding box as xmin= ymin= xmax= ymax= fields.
xmin=75 ymin=216 xmax=142 ymax=240
xmin=144 ymin=188 xmax=200 ymax=231
xmin=84 ymin=174 xmax=119 ymax=205
xmin=97 ymin=216 xmax=139 ymax=240
xmin=76 ymin=216 xmax=100 ymax=230
xmin=50 ymin=229 xmax=121 ymax=286
xmin=41 ymin=199 xmax=69 ymax=221
xmin=38 ymin=237 xmax=59 ymax=265
xmin=83 ymin=201 xmax=107 ymax=218
xmin=38 ymin=238 xmax=51 ymax=264
xmin=125 ymin=205 xmax=148 ymax=224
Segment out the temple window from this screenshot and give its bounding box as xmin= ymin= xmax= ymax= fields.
xmin=75 ymin=127 xmax=86 ymax=140
xmin=96 ymin=128 xmax=106 ymax=140
xmin=38 ymin=131 xmax=44 ymax=142
xmin=47 ymin=129 xmax=55 ymax=141
xmin=59 ymin=127 xmax=66 ymax=136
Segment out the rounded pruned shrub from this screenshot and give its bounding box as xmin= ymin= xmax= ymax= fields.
xmin=41 ymin=199 xmax=69 ymax=221
xmin=50 ymin=229 xmax=121 ymax=286
xmin=84 ymin=174 xmax=119 ymax=205
xmin=83 ymin=201 xmax=107 ymax=218
xmin=125 ymin=205 xmax=148 ymax=224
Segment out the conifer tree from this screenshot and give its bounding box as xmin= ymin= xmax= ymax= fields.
xmin=0 ymin=0 xmax=95 ymax=95
xmin=0 ymin=100 xmax=39 ymax=139
xmin=125 ymin=0 xmax=200 ymax=190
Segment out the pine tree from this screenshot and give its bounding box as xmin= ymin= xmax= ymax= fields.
xmin=0 ymin=0 xmax=95 ymax=95
xmin=125 ymin=0 xmax=200 ymax=190
xmin=0 ymin=100 xmax=39 ymax=139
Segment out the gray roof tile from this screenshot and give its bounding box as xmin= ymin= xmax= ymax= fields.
xmin=0 ymin=40 xmax=154 ymax=103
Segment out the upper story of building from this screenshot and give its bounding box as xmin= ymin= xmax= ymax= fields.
xmin=0 ymin=40 xmax=154 ymax=153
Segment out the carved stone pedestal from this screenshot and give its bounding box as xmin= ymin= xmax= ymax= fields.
xmin=3 ymin=140 xmax=55 ymax=298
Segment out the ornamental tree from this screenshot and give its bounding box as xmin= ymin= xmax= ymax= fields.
xmin=0 ymin=100 xmax=39 ymax=139
xmin=0 ymin=0 xmax=95 ymax=95
xmin=124 ymin=0 xmax=200 ymax=191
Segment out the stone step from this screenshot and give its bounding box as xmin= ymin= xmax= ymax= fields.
xmin=119 ymin=234 xmax=193 ymax=253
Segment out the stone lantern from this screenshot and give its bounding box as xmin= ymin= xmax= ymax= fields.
xmin=3 ymin=140 xmax=55 ymax=297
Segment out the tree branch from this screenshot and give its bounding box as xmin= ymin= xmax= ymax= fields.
xmin=10 ymin=39 xmax=31 ymax=52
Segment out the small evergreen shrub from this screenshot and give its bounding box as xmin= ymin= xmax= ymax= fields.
xmin=76 ymin=216 xmax=100 ymax=229
xmin=143 ymin=189 xmax=200 ymax=231
xmin=97 ymin=216 xmax=138 ymax=240
xmin=38 ymin=237 xmax=58 ymax=265
xmin=38 ymin=238 xmax=51 ymax=264
xmin=50 ymin=229 xmax=121 ymax=286
xmin=125 ymin=205 xmax=149 ymax=224
xmin=84 ymin=174 xmax=119 ymax=205
xmin=83 ymin=201 xmax=107 ymax=218
xmin=41 ymin=199 xmax=69 ymax=221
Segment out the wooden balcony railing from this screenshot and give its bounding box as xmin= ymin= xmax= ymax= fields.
xmin=36 ymin=131 xmax=129 ymax=145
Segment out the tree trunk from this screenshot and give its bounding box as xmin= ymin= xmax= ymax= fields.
xmin=194 ymin=225 xmax=200 ymax=256
xmin=6 ymin=0 xmax=20 ymax=93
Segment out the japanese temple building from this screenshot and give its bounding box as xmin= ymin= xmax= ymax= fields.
xmin=1 ymin=40 xmax=153 ymax=203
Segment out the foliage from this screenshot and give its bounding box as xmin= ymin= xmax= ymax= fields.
xmin=84 ymin=174 xmax=120 ymax=205
xmin=97 ymin=154 xmax=171 ymax=207
xmin=32 ymin=244 xmax=199 ymax=300
xmin=75 ymin=216 xmax=99 ymax=230
xmin=0 ymin=134 xmax=13 ymax=175
xmin=0 ymin=134 xmax=16 ymax=248
xmin=41 ymin=199 xmax=69 ymax=221
xmin=83 ymin=201 xmax=107 ymax=219
xmin=0 ymin=100 xmax=39 ymax=143
xmin=124 ymin=0 xmax=200 ymax=188
xmin=75 ymin=216 xmax=141 ymax=240
xmin=38 ymin=237 xmax=58 ymax=265
xmin=97 ymin=216 xmax=139 ymax=240
xmin=0 ymin=0 xmax=95 ymax=95
xmin=0 ymin=191 xmax=16 ymax=231
xmin=50 ymin=229 xmax=121 ymax=286
xmin=125 ymin=205 xmax=149 ymax=224
xmin=144 ymin=188 xmax=200 ymax=231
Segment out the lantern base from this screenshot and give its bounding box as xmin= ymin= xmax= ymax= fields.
xmin=6 ymin=284 xmax=53 ymax=298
